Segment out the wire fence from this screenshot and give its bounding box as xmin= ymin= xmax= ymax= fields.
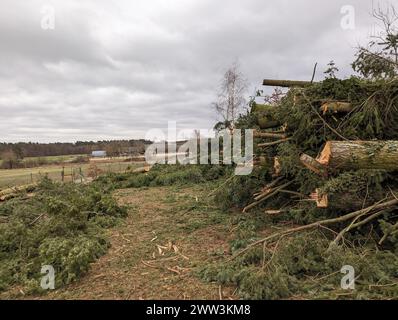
xmin=0 ymin=161 xmax=143 ymax=190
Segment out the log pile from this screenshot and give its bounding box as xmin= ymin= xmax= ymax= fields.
xmin=239 ymin=77 xmax=398 ymax=248
xmin=0 ymin=184 xmax=36 ymax=201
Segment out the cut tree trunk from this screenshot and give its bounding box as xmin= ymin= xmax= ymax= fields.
xmin=310 ymin=189 xmax=386 ymax=211
xmin=258 ymin=138 xmax=291 ymax=148
xmin=320 ymin=102 xmax=353 ymax=115
xmin=254 ymin=131 xmax=288 ymax=140
xmin=273 ymin=157 xmax=281 ymax=176
xmin=310 ymin=189 xmax=329 ymax=208
xmin=300 ymin=154 xmax=328 ymax=176
xmin=263 ymin=79 xmax=314 ymax=88
xmin=132 ymin=165 xmax=152 ymax=174
xmin=301 ymin=141 xmax=398 ymax=174
xmin=0 ymin=184 xmax=36 ymax=202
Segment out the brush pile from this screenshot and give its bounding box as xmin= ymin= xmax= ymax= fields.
xmin=231 ymin=77 xmax=398 ymax=250
xmin=0 ymin=177 xmax=127 ymax=293
xmin=203 ymin=77 xmax=398 ymax=299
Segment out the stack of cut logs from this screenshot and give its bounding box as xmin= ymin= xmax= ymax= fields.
xmin=245 ymin=79 xmax=398 ymax=213
xmin=0 ymin=184 xmax=36 ymax=202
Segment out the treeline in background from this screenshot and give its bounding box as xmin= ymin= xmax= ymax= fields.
xmin=0 ymin=139 xmax=151 ymax=169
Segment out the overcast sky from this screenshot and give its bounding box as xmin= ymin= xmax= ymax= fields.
xmin=0 ymin=0 xmax=390 ymax=142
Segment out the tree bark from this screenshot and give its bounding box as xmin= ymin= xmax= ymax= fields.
xmin=263 ymin=79 xmax=315 ymax=87
xmin=300 ymin=154 xmax=328 ymax=176
xmin=132 ymin=165 xmax=152 ymax=173
xmin=310 ymin=188 xmax=389 ymax=211
xmin=319 ymin=141 xmax=398 ymax=171
xmin=252 ymin=104 xmax=282 ymax=129
xmin=254 ymin=131 xmax=288 ymax=139
xmin=0 ymin=184 xmax=36 ymax=201
xmin=310 ymin=189 xmax=329 ymax=208
xmin=302 ymin=141 xmax=398 ymax=174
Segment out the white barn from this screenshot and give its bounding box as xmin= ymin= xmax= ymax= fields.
xmin=91 ymin=150 xmax=107 ymax=158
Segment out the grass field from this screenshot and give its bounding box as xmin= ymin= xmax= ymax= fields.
xmin=0 ymin=154 xmax=86 ymax=167
xmin=0 ymin=161 xmax=142 ymax=189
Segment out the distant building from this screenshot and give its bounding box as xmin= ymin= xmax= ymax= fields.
xmin=91 ymin=150 xmax=107 ymax=158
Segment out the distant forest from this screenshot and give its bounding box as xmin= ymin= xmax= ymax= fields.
xmin=0 ymin=139 xmax=152 ymax=159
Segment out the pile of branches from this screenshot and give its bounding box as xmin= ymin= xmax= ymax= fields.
xmin=0 ymin=177 xmax=127 ymax=293
xmin=234 ymin=77 xmax=398 ymax=254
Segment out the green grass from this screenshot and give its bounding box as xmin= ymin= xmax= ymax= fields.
xmin=0 ymin=154 xmax=86 ymax=167
xmin=23 ymin=154 xmax=86 ymax=163
xmin=0 ymin=162 xmax=142 ymax=189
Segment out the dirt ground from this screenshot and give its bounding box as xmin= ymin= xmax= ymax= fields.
xmin=5 ymin=184 xmax=238 ymax=300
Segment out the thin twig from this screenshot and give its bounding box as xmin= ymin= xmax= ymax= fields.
xmin=29 ymin=213 xmax=46 ymax=226
xmin=258 ymin=138 xmax=292 ymax=148
xmin=243 ymin=181 xmax=293 ymax=213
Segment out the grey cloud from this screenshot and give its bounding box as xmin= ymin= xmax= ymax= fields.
xmin=0 ymin=0 xmax=389 ymax=142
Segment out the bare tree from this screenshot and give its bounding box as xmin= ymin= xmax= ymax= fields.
xmin=192 ymin=129 xmax=201 ymax=141
xmin=353 ymin=3 xmax=398 ymax=79
xmin=263 ymin=88 xmax=285 ymax=106
xmin=213 ymin=63 xmax=247 ymax=131
xmin=0 ymin=150 xmax=18 ymax=169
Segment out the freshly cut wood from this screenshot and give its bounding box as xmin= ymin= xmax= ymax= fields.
xmin=302 ymin=141 xmax=398 ymax=174
xmin=264 ymin=210 xmax=287 ymax=215
xmin=293 ymin=94 xmax=300 ymax=105
xmin=310 ymin=189 xmax=329 ymax=208
xmin=319 ymin=141 xmax=398 ymax=171
xmin=309 ymin=188 xmax=389 ymax=211
xmin=263 ymin=79 xmax=314 ymax=88
xmin=273 ymin=157 xmax=281 ymax=177
xmin=0 ymin=184 xmax=36 ymax=201
xmin=320 ymin=102 xmax=353 ymax=115
xmin=132 ymin=164 xmax=152 ymax=174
